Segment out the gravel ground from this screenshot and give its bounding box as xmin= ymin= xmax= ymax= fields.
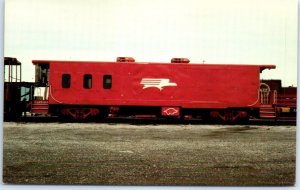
xmin=2 ymin=122 xmax=296 ymax=186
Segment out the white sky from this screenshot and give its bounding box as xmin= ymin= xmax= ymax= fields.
xmin=4 ymin=0 xmax=298 ymax=86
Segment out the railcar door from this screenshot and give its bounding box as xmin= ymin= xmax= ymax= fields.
xmin=31 ymin=63 xmax=50 ymax=115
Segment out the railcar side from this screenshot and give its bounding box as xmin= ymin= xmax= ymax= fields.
xmin=31 ymin=58 xmax=275 ymax=122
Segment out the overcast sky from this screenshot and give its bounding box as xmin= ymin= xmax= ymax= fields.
xmin=4 ymin=0 xmax=298 ymax=86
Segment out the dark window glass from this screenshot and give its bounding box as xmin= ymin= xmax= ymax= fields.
xmin=62 ymin=74 xmax=71 ymax=88
xmin=84 ymin=74 xmax=92 ymax=89
xmin=103 ymin=75 xmax=112 ymax=89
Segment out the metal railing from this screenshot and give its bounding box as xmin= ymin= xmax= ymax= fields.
xmin=260 ymin=89 xmax=277 ymax=105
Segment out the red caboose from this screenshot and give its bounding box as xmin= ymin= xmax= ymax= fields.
xmin=31 ymin=57 xmax=275 ymax=122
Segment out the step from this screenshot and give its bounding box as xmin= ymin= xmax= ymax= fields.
xmin=32 ymin=107 xmax=48 ymax=110
xmin=31 ymin=109 xmax=48 ymax=114
xmin=260 ymin=104 xmax=273 ymax=108
xmin=260 ymin=115 xmax=276 ymax=119
xmin=30 ymin=100 xmax=49 ymax=114
xmin=32 ymin=104 xmax=48 ymax=106
xmin=31 ymin=106 xmax=48 ymax=109
xmin=260 ymin=111 xmax=276 ymax=114
xmin=260 ymin=110 xmax=276 ymax=115
xmin=260 ymin=107 xmax=275 ymax=110
xmin=260 ymin=106 xmax=276 ymax=118
xmin=260 ymin=112 xmax=276 ymax=116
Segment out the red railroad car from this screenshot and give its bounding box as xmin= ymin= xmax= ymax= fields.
xmin=261 ymin=80 xmax=297 ymax=120
xmin=31 ymin=57 xmax=276 ymax=122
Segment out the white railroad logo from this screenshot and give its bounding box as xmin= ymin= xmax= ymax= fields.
xmin=140 ymin=78 xmax=177 ymax=90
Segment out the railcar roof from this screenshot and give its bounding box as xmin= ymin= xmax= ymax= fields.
xmin=32 ymin=60 xmax=275 ymax=72
xmin=5 ymin=57 xmax=21 ymax=65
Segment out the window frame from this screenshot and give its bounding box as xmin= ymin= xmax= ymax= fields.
xmin=61 ymin=74 xmax=71 ymax=88
xmin=83 ymin=74 xmax=93 ymax=89
xmin=103 ymin=74 xmax=112 ymax=89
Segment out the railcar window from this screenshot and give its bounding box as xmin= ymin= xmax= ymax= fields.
xmin=103 ymin=75 xmax=112 ymax=89
xmin=62 ymin=74 xmax=71 ymax=88
xmin=84 ymin=74 xmax=92 ymax=89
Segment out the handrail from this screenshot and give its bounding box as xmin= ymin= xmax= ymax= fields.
xmin=49 ymin=85 xmax=63 ymax=104
xmin=260 ymin=90 xmax=269 ymax=104
xmin=248 ymin=89 xmax=260 ymax=106
xmin=273 ymin=90 xmax=277 ymax=105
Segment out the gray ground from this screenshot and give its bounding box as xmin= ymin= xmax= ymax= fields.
xmin=2 ymin=122 xmax=296 ymax=186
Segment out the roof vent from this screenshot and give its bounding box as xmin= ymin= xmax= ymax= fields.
xmin=171 ymin=58 xmax=190 ymax=63
xmin=116 ymin=57 xmax=135 ymax=62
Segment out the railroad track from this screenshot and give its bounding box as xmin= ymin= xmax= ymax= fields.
xmin=4 ymin=116 xmax=296 ymax=126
